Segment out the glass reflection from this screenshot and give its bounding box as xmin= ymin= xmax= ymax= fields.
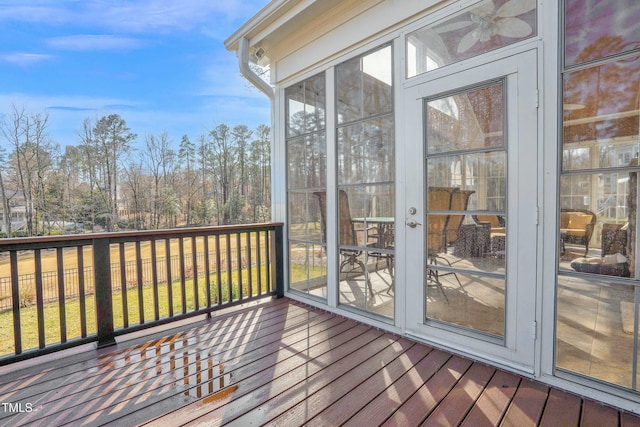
xmin=558 ymin=0 xmax=640 ymax=392
xmin=286 ymin=73 xmax=325 ymax=137
xmin=559 ymin=172 xmax=637 ymax=279
xmin=564 ymin=0 xmax=640 ymax=67
xmin=407 ymin=0 xmax=536 ymax=77
xmin=288 ymin=192 xmax=323 ymax=242
xmin=556 ymin=276 xmax=639 ymax=390
xmin=426 ymin=82 xmax=504 ymax=154
xmin=289 ymin=243 xmax=327 ymax=297
xmin=337 ymin=116 xmax=394 ymax=185
xmin=563 ymin=56 xmax=640 ymax=170
xmin=337 ymin=45 xmax=392 ymax=124
xmin=286 ymin=73 xmax=327 ymax=299
xmin=336 ymin=44 xmax=395 ymax=319
xmin=286 ymin=134 xmax=327 ymax=189
xmin=336 ymin=185 xmax=395 ymax=318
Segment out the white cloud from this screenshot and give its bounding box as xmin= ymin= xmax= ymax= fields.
xmin=0 ymin=1 xmax=269 ymax=36
xmin=0 ymin=53 xmax=52 ymax=66
xmin=0 ymin=92 xmax=269 ymax=147
xmin=46 ymin=35 xmax=145 ymax=51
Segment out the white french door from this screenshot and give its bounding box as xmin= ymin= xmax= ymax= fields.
xmin=403 ymin=50 xmax=538 ymax=372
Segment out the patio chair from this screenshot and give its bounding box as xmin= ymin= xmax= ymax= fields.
xmin=314 ymin=190 xmax=374 ymax=296
xmin=426 ymin=187 xmax=463 ymax=302
xmin=446 ymin=189 xmax=475 ymax=246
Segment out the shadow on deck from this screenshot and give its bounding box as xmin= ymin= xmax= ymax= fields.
xmin=0 ymin=298 xmax=638 ymax=426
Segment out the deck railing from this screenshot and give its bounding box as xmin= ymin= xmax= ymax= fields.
xmin=0 ymin=223 xmax=284 ymax=365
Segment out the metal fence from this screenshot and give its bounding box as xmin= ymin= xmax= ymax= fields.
xmin=0 ymin=247 xmax=267 ymax=312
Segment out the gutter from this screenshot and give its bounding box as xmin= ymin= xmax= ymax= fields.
xmin=238 ymin=37 xmax=274 ymax=100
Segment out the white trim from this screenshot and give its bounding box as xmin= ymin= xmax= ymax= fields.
xmin=406 ymin=331 xmax=536 ymax=376
xmin=539 ymin=0 xmax=560 ymax=383
xmin=392 ymin=36 xmax=407 ymax=332
xmin=402 ymin=49 xmax=540 ymax=370
xmin=285 ymin=291 xmax=404 ymax=334
xmin=325 ymin=67 xmax=339 ymax=308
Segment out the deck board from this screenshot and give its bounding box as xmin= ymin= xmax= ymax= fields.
xmin=343 ymin=348 xmax=452 ymax=426
xmin=460 ymin=369 xmax=521 ymax=427
xmin=265 ymin=338 xmax=418 ymax=426
xmin=581 ymin=399 xmax=621 ymax=427
xmin=422 ymin=362 xmax=496 ymax=426
xmin=180 ymin=329 xmax=392 ymax=426
xmin=501 ymin=378 xmax=549 ymax=427
xmin=382 ymin=355 xmax=473 ymax=426
xmin=539 ymin=388 xmax=582 ymax=427
xmin=304 ymin=343 xmax=433 ymax=426
xmin=0 ymin=298 xmax=638 ymax=426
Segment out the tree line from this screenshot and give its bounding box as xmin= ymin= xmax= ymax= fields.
xmin=0 ymin=105 xmax=271 ymax=237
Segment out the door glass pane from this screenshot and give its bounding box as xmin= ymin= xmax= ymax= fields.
xmin=407 ymin=0 xmax=537 ymax=77
xmin=426 ymin=83 xmax=504 ymax=154
xmin=424 ymin=82 xmax=506 ymax=338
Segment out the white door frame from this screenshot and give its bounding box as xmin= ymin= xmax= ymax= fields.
xmin=402 ymin=50 xmax=539 ymax=374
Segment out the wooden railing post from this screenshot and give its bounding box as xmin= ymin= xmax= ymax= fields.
xmin=273 ymin=225 xmax=285 ymax=298
xmin=94 ymin=237 xmax=116 ymax=348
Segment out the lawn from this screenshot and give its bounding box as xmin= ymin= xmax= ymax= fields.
xmin=0 ymin=265 xmax=272 ymax=357
xmin=0 ymin=233 xmax=268 ymax=309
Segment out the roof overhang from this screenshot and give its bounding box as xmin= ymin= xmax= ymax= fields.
xmin=225 ymin=0 xmax=315 ymax=62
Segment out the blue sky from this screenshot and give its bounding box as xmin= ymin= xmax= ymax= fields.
xmin=0 ymin=0 xmax=271 ymax=149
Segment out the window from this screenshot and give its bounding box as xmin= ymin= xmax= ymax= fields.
xmin=286 ymin=73 xmax=328 ymax=298
xmin=335 ymin=44 xmax=395 ymax=318
xmin=556 ymin=0 xmax=640 ymax=391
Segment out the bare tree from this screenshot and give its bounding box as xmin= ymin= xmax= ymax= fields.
xmin=0 ymin=146 xmax=10 ymax=236
xmin=177 ymin=134 xmax=200 ymax=226
xmin=82 ymin=114 xmax=136 ymax=231
xmin=0 ymin=105 xmax=56 ymax=236
xmin=233 ymin=125 xmax=252 ymax=200
xmin=121 ymin=160 xmax=148 ymax=229
xmin=209 ymin=124 xmax=237 ymax=224
xmin=142 ymin=132 xmax=176 ymax=228
xmin=249 ymin=124 xmax=271 ymax=222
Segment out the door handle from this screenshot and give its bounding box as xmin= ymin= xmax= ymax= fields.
xmin=406 ymin=219 xmax=421 ymax=228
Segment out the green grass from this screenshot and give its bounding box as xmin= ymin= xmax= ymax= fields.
xmin=0 ymin=265 xmax=271 ymax=357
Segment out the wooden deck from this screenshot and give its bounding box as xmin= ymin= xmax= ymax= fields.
xmin=0 ymin=298 xmax=638 ymax=426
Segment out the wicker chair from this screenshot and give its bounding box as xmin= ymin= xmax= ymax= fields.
xmin=560 ymin=208 xmax=596 ymax=255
